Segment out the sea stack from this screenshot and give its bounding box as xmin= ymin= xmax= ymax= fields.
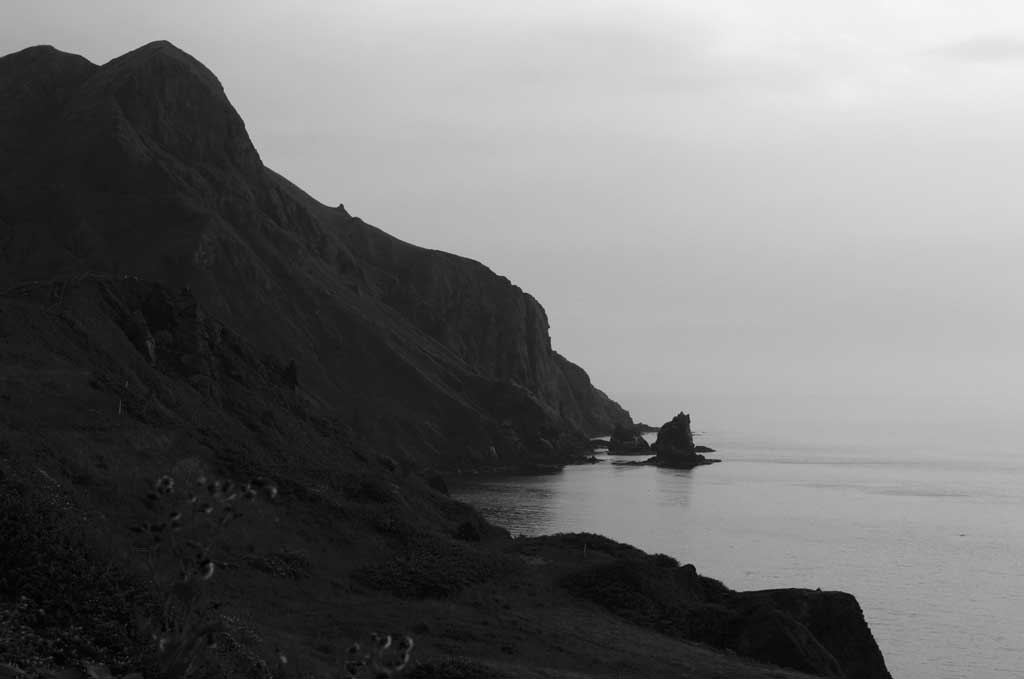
xmin=650 ymin=412 xmax=718 ymax=468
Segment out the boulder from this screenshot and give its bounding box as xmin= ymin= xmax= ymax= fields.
xmin=607 ymin=424 xmax=650 ymax=454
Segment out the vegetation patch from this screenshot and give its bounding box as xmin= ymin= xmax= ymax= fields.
xmin=558 ymin=552 xmax=734 ymax=645
xmin=0 ymin=480 xmax=152 ymax=676
xmin=352 ymin=537 xmax=517 ymax=599
xmin=405 ymin=656 xmax=507 ymax=679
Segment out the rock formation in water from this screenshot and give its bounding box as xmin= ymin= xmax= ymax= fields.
xmin=607 ymin=423 xmax=651 ymax=453
xmin=0 ymin=41 xmax=631 ymax=469
xmin=652 ymin=411 xmax=696 ymax=455
xmin=647 ymin=411 xmax=718 ymax=468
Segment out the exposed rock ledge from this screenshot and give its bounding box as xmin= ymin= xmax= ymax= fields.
xmin=528 ymin=533 xmax=893 ymax=679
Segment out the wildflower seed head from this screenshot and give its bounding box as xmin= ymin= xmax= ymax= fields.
xmin=155 ymin=475 xmax=175 ymax=495
xmin=198 ymin=560 xmax=215 ymax=580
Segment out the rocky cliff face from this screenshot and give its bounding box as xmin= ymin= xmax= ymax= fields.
xmin=555 ymin=534 xmax=892 ymax=679
xmin=0 ymin=41 xmax=632 ymax=466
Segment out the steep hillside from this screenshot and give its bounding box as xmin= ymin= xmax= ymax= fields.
xmin=0 ymin=41 xmax=630 ymax=468
xmin=0 ymin=278 xmax=889 ymax=678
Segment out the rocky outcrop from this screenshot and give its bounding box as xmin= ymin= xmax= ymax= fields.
xmin=0 ymin=41 xmax=633 ymax=467
xmin=607 ymin=423 xmax=650 ymax=453
xmin=551 ymin=352 xmax=632 ymax=434
xmin=652 ymin=412 xmax=695 ymax=455
xmin=727 ymin=589 xmax=893 ymax=679
xmin=550 ymin=533 xmax=892 ymax=679
xmin=646 ymin=411 xmax=718 ymax=468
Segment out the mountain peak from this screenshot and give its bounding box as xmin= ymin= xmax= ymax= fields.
xmin=107 ymin=40 xmax=220 ymax=87
xmin=0 ymin=45 xmax=97 ymax=157
xmin=68 ymin=40 xmax=263 ymax=174
xmin=0 ymin=43 xmax=96 ymax=83
xmin=1 ymin=43 xmax=92 ymax=63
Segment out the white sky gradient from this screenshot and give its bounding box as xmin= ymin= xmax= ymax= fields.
xmin=5 ymin=1 xmax=1024 ymax=422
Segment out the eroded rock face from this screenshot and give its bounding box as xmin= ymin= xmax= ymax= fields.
xmin=0 ymin=41 xmax=633 ymax=467
xmin=550 ymin=534 xmax=892 ymax=679
xmin=652 ymin=411 xmax=695 ymax=456
xmin=608 ymin=424 xmax=650 ymax=453
xmin=642 ymin=411 xmax=719 ymax=468
xmin=728 ymin=589 xmax=893 ymax=679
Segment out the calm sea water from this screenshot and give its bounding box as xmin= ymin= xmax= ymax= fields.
xmin=451 ymin=394 xmax=1024 ymax=679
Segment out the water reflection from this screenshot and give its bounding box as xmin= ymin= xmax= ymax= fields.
xmin=654 ymin=465 xmax=694 ymax=509
xmin=452 ymin=442 xmax=1024 ymax=679
xmin=450 ymin=454 xmax=696 ymax=538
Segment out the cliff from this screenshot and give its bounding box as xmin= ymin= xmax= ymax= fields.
xmin=0 ymin=41 xmax=631 ymax=468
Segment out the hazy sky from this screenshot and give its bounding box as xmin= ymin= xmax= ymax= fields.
xmin=6 ymin=1 xmax=1024 ymax=422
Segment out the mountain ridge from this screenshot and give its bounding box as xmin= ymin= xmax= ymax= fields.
xmin=0 ymin=40 xmax=632 ymax=468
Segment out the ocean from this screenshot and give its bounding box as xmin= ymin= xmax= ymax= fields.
xmin=450 ymin=394 xmax=1024 ymax=678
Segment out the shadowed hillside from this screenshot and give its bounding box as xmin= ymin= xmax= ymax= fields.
xmin=0 ymin=41 xmax=630 ymax=469
xmin=0 ymin=278 xmax=890 ymax=678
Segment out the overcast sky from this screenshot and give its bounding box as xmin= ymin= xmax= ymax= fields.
xmin=6 ymin=1 xmax=1024 ymax=422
